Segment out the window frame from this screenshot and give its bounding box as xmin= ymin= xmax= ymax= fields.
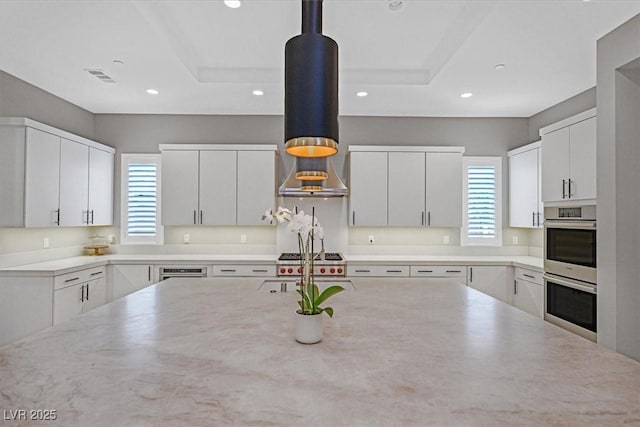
xmin=461 ymin=156 xmax=502 ymax=247
xmin=120 ymin=154 xmax=164 ymax=245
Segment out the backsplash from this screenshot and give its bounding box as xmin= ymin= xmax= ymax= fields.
xmin=0 ymin=227 xmax=93 ymax=267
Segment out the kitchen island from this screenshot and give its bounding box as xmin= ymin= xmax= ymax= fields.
xmin=0 ymin=278 xmax=638 ymax=426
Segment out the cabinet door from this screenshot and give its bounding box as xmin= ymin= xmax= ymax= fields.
xmin=199 ymin=150 xmax=237 ymax=225
xmin=569 ymin=117 xmax=596 ymax=200
xmin=161 ymin=150 xmax=200 ymax=225
xmin=349 ymin=152 xmax=388 ymax=226
xmin=59 ymin=138 xmax=89 ymax=226
xmin=88 ymin=148 xmax=114 ymax=225
xmin=237 ymin=151 xmax=275 ymax=225
xmin=509 ymin=147 xmax=539 ymax=228
xmin=24 ymin=128 xmax=61 ymax=227
xmin=541 ymin=127 xmax=570 ymax=203
xmin=111 ymin=264 xmax=154 ymax=300
xmin=467 ymin=266 xmax=508 ymax=302
xmin=426 ymin=152 xmax=462 ymax=227
xmin=83 ymin=277 xmax=107 ymax=312
xmin=53 ymin=284 xmax=84 ymax=325
xmin=388 ymin=152 xmax=425 ymax=226
xmin=513 ymin=279 xmax=544 ymax=318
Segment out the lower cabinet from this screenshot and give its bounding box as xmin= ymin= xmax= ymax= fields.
xmin=109 ymin=264 xmax=156 ymax=300
xmin=53 ymin=267 xmax=107 ymax=325
xmin=212 ymin=265 xmax=276 ymax=277
xmin=0 ymin=276 xmax=53 ymax=347
xmin=512 ymin=267 xmax=544 ymax=318
xmin=347 ymin=265 xmax=410 ymax=277
xmin=466 ymin=266 xmax=509 ymax=303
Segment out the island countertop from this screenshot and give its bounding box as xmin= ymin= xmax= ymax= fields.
xmin=0 ymin=278 xmax=637 ymax=426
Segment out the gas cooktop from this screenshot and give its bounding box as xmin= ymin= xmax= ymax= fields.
xmin=278 ymin=252 xmax=343 ymax=261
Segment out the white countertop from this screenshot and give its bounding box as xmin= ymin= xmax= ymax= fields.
xmin=0 ymin=278 xmax=637 ymax=426
xmin=0 ymin=253 xmax=543 ymax=276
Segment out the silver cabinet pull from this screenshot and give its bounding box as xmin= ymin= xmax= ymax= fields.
xmin=562 ymin=179 xmax=567 ymax=199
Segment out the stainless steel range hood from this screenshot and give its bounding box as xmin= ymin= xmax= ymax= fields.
xmin=279 ymin=158 xmax=347 ymax=197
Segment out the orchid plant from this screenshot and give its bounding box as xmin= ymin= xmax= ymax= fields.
xmin=263 ymin=206 xmax=344 ymax=317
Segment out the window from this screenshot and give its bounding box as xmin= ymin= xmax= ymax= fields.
xmin=462 ymin=157 xmax=502 ymax=246
xmin=120 ymin=154 xmax=163 ymax=244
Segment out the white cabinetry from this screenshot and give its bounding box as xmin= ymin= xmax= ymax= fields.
xmin=540 ymin=110 xmax=596 ymax=204
xmin=161 ymin=145 xmax=276 ymax=226
xmin=212 ymin=264 xmax=276 ymax=277
xmin=508 ymin=141 xmax=542 ymax=228
xmin=53 ymin=267 xmax=107 ymax=325
xmin=349 ymin=147 xmax=464 ymax=227
xmin=0 ymin=118 xmax=115 ymax=228
xmin=347 ymin=265 xmax=410 ymax=277
xmin=512 ymin=267 xmax=544 ymax=318
xmin=349 ymin=151 xmax=388 ymax=226
xmin=110 ymin=264 xmax=156 ymax=300
xmin=467 ymin=266 xmax=509 ymax=302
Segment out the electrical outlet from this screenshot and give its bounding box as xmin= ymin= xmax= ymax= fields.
xmin=368 ymin=235 xmax=375 ymax=244
xmin=107 ymin=234 xmax=115 ymax=244
xmin=43 ymin=237 xmax=50 ymax=249
xmin=183 ymin=234 xmax=191 ymax=244
xmin=240 ymin=234 xmax=247 ymax=244
xmin=512 ymin=236 xmax=519 ymax=245
xmin=443 ymin=235 xmax=450 ymax=244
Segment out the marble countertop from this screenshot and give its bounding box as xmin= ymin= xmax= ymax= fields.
xmin=0 ymin=278 xmax=637 ymax=426
xmin=0 ymin=254 xmax=542 ymax=276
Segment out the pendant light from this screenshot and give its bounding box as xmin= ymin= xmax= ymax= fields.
xmin=284 ymin=0 xmax=339 ymax=159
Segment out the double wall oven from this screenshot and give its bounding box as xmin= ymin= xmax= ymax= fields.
xmin=544 ymin=205 xmax=597 ymax=341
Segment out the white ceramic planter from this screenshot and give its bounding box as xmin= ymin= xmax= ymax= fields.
xmin=294 ymin=312 xmax=323 ymax=344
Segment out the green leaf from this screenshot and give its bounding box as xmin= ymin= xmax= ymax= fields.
xmin=314 ymin=285 xmax=345 ymax=307
xmin=296 ymin=289 xmax=311 ymax=310
xmin=323 ymin=307 xmax=334 ymax=318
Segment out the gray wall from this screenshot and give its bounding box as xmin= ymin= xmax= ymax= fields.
xmin=0 ymin=70 xmax=95 ymax=139
xmin=596 ymin=14 xmax=640 ymax=361
xmin=527 ymin=87 xmax=596 ymax=143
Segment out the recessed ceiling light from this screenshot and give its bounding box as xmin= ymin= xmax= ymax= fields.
xmin=495 ymin=63 xmax=505 ymax=70
xmin=224 ymin=0 xmax=242 ymax=8
xmin=356 ymin=91 xmax=368 ymax=97
xmin=113 ymin=60 xmax=124 ymax=66
xmin=252 ymin=89 xmax=264 ymax=96
xmin=387 ymin=0 xmax=404 ymax=11
xmin=146 ymin=89 xmax=159 ymax=95
xmin=460 ymin=92 xmax=473 ymax=98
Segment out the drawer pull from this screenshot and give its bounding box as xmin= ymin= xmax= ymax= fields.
xmin=418 ymin=270 xmax=433 ymax=273
xmin=90 ymin=271 xmax=103 ymax=276
xmin=446 ymin=270 xmax=462 ymax=273
xmin=65 ymin=277 xmax=80 ymax=283
xmin=523 ymin=274 xmax=535 ymax=279
xmin=386 ymin=270 xmax=402 ymax=273
xmin=355 ymin=269 xmax=371 ymax=273
xmin=221 ymin=269 xmax=237 ymax=273
xmin=252 ymin=269 xmax=268 ymax=273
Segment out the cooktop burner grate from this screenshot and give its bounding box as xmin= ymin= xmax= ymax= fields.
xmin=278 ymin=252 xmax=343 ymax=261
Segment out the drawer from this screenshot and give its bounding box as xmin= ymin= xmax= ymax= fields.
xmin=410 ymin=266 xmax=466 ymax=277
xmin=514 ymin=267 xmax=543 ymax=285
xmin=347 ymin=265 xmax=410 ymax=277
xmin=213 ymin=265 xmax=276 ymax=277
xmin=54 ymin=266 xmax=105 ymax=290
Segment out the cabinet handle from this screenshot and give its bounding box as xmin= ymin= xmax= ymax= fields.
xmin=252 ymin=269 xmax=268 ymax=273
xmin=80 ymin=284 xmax=85 ymax=302
xmin=54 ymin=209 xmax=60 ymax=225
xmin=523 ymin=273 xmax=535 ymax=279
xmin=221 ymin=269 xmax=237 ymax=272
xmin=532 ymin=211 xmax=536 ymax=227
xmin=82 ymin=210 xmax=88 ymax=224
xmin=536 ymin=212 xmax=541 ymax=227
xmin=352 ymin=211 xmax=356 ymax=226
xmin=386 ymin=270 xmax=402 ymax=273
xmin=469 ymin=267 xmax=473 ymax=282
xmin=421 ymin=211 xmax=425 ymax=226
xmin=91 ymin=210 xmax=94 ymax=224
xmin=355 ymin=269 xmax=370 ymax=273
xmin=193 ymin=210 xmax=197 ymax=225
xmin=428 ymin=211 xmax=431 ymax=226
xmin=90 ymin=271 xmax=103 ymax=276
xmin=562 ymin=179 xmax=566 ymax=199
xmin=148 ymin=266 xmax=151 ymax=281
xmin=514 ymin=280 xmax=518 ymax=295
xmin=200 ymin=210 xmax=203 ymax=224
xmin=418 ymin=270 xmax=433 ymax=273
xmin=65 ymin=277 xmax=80 ymax=283
xmin=446 ymin=270 xmax=462 ymax=273
xmin=568 ymin=179 xmax=573 ymax=198
xmin=86 ymin=283 xmax=89 ymax=301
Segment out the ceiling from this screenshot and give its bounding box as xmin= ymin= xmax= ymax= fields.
xmin=1 ymin=0 xmax=639 ymax=117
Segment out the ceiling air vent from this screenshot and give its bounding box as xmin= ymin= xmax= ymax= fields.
xmin=85 ymin=69 xmax=116 ymax=83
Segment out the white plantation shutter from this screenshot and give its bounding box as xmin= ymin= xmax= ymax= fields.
xmin=121 ymin=154 xmax=163 ymax=244
xmin=127 ymin=163 xmax=157 ymax=236
xmin=462 ymin=157 xmax=502 ymax=246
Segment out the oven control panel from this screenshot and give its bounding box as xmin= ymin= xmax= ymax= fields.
xmin=277 ymin=266 xmax=345 ymax=277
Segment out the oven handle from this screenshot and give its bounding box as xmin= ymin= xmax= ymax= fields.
xmin=544 ymin=221 xmax=596 ymax=230
xmin=543 ymin=274 xmax=597 ymax=294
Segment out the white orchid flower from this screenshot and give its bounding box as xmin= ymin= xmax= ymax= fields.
xmin=274 ymin=207 xmax=292 ymax=223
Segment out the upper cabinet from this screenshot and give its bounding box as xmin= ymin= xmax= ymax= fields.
xmin=540 ymin=109 xmax=596 ymax=204
xmin=508 ymin=141 xmax=542 ymax=228
xmin=349 ymin=146 xmax=464 ymax=227
xmin=160 ymin=144 xmax=277 ymax=226
xmin=0 ymin=118 xmax=115 ymax=228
